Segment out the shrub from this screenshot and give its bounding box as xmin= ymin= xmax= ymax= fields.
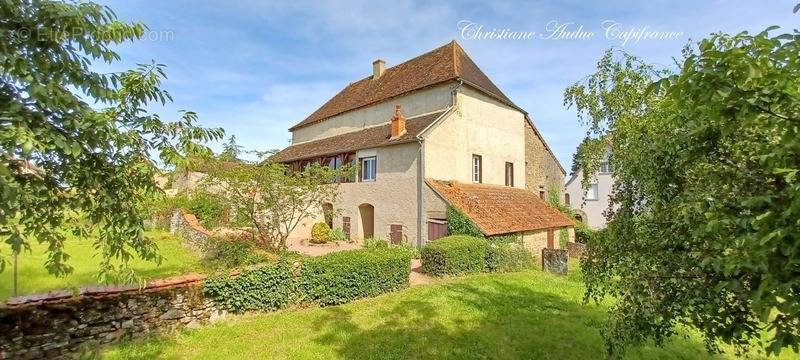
xmin=574 ymin=222 xmax=594 ymax=244
xmin=310 ymin=222 xmax=331 ymax=244
xmin=208 ymin=233 xmax=268 ymax=269
xmin=301 ymin=247 xmax=411 ymax=306
xmin=363 ymin=236 xmax=389 ymax=248
xmin=172 ymin=190 xmax=226 ymax=229
xmin=486 ymin=233 xmax=521 ymax=245
xmin=203 ymin=261 xmax=297 ymax=313
xmin=330 ymin=227 xmax=347 ymax=242
xmin=446 ymin=207 xmax=484 ymax=238
xmin=420 ymin=235 xmax=488 ymax=276
xmin=486 ymin=243 xmax=534 ymax=272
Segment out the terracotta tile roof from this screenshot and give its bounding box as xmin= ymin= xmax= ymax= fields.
xmin=272 ymin=111 xmax=445 ymax=163
xmin=289 ymin=41 xmax=514 ymax=131
xmin=427 ymin=179 xmax=575 ymax=236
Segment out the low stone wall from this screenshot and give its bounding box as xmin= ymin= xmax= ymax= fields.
xmin=567 ymin=242 xmax=587 ymax=259
xmin=0 ymin=274 xmax=226 ymax=359
xmin=170 ymin=209 xmax=214 ymax=255
xmin=541 ymin=249 xmax=568 ymax=275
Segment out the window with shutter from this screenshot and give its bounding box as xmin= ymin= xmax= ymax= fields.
xmin=389 ymin=224 xmax=403 ymax=245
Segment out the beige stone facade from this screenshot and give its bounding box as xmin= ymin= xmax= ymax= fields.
xmin=525 ymin=121 xmax=566 ymax=197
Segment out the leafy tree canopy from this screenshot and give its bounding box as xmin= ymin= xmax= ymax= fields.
xmin=566 ymin=25 xmax=800 ymax=356
xmin=0 ymin=0 xmax=223 ymax=283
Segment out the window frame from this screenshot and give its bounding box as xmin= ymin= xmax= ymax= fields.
xmin=360 ymin=156 xmax=377 ymax=182
xmin=504 ymin=162 xmax=514 ymax=187
xmin=585 ymin=183 xmax=599 ymax=201
xmin=472 ymin=154 xmax=482 ymax=183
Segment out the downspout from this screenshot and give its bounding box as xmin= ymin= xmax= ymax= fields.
xmin=415 ymin=79 xmax=463 ymax=248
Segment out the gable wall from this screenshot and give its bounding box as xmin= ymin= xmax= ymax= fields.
xmin=423 ymin=86 xmax=526 ymax=188
xmin=524 ymin=122 xmax=566 ymax=196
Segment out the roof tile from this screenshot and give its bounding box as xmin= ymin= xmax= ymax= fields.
xmin=289 ymin=41 xmax=513 ymax=131
xmin=272 ymin=111 xmax=444 ymax=162
xmin=427 ymin=179 xmax=574 ymax=236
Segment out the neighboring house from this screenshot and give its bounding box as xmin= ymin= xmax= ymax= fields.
xmin=272 ymin=41 xmax=573 ymax=252
xmin=564 ymin=157 xmax=614 ymax=229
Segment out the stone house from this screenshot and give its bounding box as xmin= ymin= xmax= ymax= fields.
xmin=272 ymin=41 xmax=573 ymax=251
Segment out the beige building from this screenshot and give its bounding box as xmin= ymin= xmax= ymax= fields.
xmin=272 ymin=41 xmax=573 ymax=248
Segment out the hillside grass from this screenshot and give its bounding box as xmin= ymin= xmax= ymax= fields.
xmin=0 ymin=230 xmax=204 ymax=299
xmin=101 ymin=264 xmax=795 ymax=359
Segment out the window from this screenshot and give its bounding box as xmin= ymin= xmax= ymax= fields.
xmin=564 ymin=193 xmax=571 ymax=206
xmin=360 ymin=156 xmax=376 ymax=182
xmin=600 ymin=161 xmax=614 ymax=173
xmin=586 ymin=183 xmax=599 ymax=200
xmin=539 ymin=190 xmax=545 ymax=199
xmin=472 ymin=154 xmax=482 ymax=183
xmin=505 ymin=162 xmax=514 ymax=187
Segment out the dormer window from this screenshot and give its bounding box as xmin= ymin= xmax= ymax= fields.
xmin=600 ymin=161 xmax=613 ymax=173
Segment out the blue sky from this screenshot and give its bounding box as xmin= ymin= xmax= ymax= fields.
xmin=100 ymin=0 xmax=798 ymax=169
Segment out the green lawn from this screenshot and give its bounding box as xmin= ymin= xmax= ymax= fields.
xmin=0 ymin=230 xmax=204 ymax=299
xmin=101 ymin=266 xmax=793 ymax=360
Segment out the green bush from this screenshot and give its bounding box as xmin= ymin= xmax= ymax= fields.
xmin=420 ymin=235 xmax=488 ymax=276
xmin=172 ymin=190 xmax=226 ymax=229
xmin=208 ymin=233 xmax=268 ymax=269
xmin=363 ymin=236 xmax=389 ymax=248
xmin=330 ymin=227 xmax=347 ymax=242
xmin=301 ymin=248 xmax=411 ymax=306
xmin=310 ymin=222 xmax=331 ymax=244
xmin=486 ymin=243 xmax=534 ymax=272
xmin=446 ymin=207 xmax=484 ymax=238
xmin=486 ymin=233 xmax=521 ymax=245
xmin=203 ymin=261 xmax=297 ymax=313
xmin=574 ymin=222 xmax=594 ymax=244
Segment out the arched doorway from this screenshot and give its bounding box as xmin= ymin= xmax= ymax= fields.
xmin=322 ymin=203 xmax=334 ymax=229
xmin=358 ymin=203 xmax=374 ymax=239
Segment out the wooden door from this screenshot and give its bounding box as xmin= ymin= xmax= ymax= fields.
xmin=546 ymin=229 xmax=555 ymax=249
xmin=427 ymin=220 xmax=448 ymax=241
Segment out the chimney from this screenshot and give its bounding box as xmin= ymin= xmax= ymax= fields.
xmin=391 ymin=105 xmax=407 ymax=138
xmin=373 ymin=59 xmax=385 ymax=79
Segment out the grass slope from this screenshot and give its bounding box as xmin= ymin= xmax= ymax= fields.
xmin=102 ymin=268 xmax=792 ymax=359
xmin=0 ymin=230 xmax=204 ymax=299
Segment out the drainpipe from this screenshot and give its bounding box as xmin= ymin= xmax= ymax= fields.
xmin=415 ymin=79 xmax=463 ymax=248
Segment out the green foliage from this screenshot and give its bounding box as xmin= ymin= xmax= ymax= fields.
xmin=301 ymin=248 xmax=411 ymax=306
xmin=203 ymin=262 xmax=297 ymax=313
xmin=329 ymin=227 xmax=347 ymax=242
xmin=486 ymin=233 xmax=522 ymax=245
xmin=420 ymin=235 xmax=488 ymax=276
xmin=363 ymin=237 xmax=389 ymax=248
xmin=207 ymin=234 xmax=269 ymax=269
xmin=310 ymin=223 xmax=332 ymax=244
xmin=202 ymin=159 xmax=354 ymax=250
xmin=219 ymin=135 xmax=243 ymax=162
xmin=566 ymin=26 xmax=800 ymax=355
xmin=0 ymin=0 xmax=223 ymax=282
xmin=171 ymin=191 xmax=226 ymax=229
xmin=446 ymin=207 xmax=484 ymax=237
xmin=573 ymin=222 xmax=594 ymax=244
xmin=485 ymin=243 xmax=535 ymax=272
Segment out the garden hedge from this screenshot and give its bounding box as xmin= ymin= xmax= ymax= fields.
xmin=420 ymin=235 xmax=489 ymax=276
xmin=301 ymin=247 xmax=412 ymax=306
xmin=203 ymin=261 xmax=297 ymax=313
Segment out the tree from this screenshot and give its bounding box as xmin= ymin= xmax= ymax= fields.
xmin=565 ymin=26 xmax=800 ymax=356
xmin=0 ymin=0 xmax=223 ymax=283
xmin=203 ymin=158 xmax=354 ymax=250
xmin=219 ymin=135 xmax=243 ymax=162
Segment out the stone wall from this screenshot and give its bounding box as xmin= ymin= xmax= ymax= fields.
xmin=567 ymin=242 xmax=587 ymax=259
xmin=170 ymin=209 xmax=213 ymax=255
xmin=541 ymin=248 xmax=568 ymax=275
xmin=0 ymin=274 xmax=226 ymax=359
xmin=524 ymin=120 xmax=566 ymax=196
